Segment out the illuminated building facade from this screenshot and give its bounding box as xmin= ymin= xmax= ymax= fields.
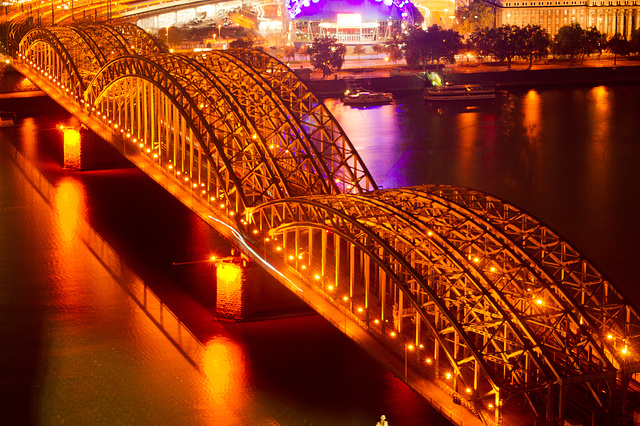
xmin=286 ymin=0 xmax=417 ymax=44
xmin=497 ymin=0 xmax=640 ymax=36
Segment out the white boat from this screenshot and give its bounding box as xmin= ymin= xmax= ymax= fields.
xmin=0 ymin=111 xmax=15 ymax=127
xmin=424 ymin=84 xmax=496 ymax=101
xmin=342 ymin=89 xmax=393 ymax=106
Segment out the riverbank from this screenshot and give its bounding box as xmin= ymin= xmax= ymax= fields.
xmin=447 ymin=63 xmax=640 ymax=88
xmin=305 ymin=57 xmax=640 ymax=96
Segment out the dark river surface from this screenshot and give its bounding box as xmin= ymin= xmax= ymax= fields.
xmin=1 ymin=84 xmax=639 ymax=425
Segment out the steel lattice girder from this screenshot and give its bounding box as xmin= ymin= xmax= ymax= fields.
xmin=244 ymin=185 xmax=640 ymax=415
xmin=193 ymin=52 xmax=338 ymax=197
xmin=84 ymin=53 xmax=324 ymax=210
xmin=19 ymin=27 xmax=86 ymax=96
xmin=246 ymin=194 xmax=518 ymax=420
xmin=15 ymin=22 xmax=640 ymax=421
xmin=83 ymin=54 xmax=247 ymax=207
xmin=224 ymin=48 xmax=377 ymax=194
xmin=69 ymin=24 xmax=131 ymax=64
xmin=162 ymin=52 xmax=331 ymax=199
xmin=395 ymin=185 xmax=640 ymax=370
xmin=136 ymin=53 xmax=284 ymax=206
xmin=18 ymin=24 xmax=375 ymax=206
xmin=107 ymin=22 xmax=167 ymax=55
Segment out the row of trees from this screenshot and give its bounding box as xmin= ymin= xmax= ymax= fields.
xmin=403 ymin=22 xmax=640 ymax=69
xmin=294 ymin=22 xmax=640 ymax=76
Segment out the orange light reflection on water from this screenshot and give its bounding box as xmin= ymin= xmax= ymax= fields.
xmin=54 ymin=177 xmax=86 ymax=246
xmin=586 ymin=85 xmax=612 ymax=208
xmin=523 ymin=90 xmax=541 ymax=145
xmin=455 ymin=111 xmax=479 ymax=183
xmin=19 ymin=117 xmax=38 ymax=160
xmin=202 ymin=335 xmax=249 ymax=424
xmin=48 ymin=177 xmax=92 ymax=330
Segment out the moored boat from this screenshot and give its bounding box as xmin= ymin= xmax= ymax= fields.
xmin=0 ymin=111 xmax=15 ymax=127
xmin=424 ymin=84 xmax=496 ymax=101
xmin=342 ymin=89 xmax=393 ymax=106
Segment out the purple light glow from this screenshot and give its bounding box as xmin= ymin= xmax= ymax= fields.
xmin=286 ymin=0 xmax=415 ymax=24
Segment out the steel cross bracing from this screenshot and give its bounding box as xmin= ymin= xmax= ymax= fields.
xmin=10 ymin=21 xmax=640 ymax=425
xmin=17 ymin=24 xmax=375 ymax=212
xmin=244 ymin=186 xmax=640 ymax=422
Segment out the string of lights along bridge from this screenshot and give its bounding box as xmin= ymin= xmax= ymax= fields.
xmin=3 ymin=10 xmax=640 ymax=425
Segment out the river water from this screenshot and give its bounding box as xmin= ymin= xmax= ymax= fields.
xmin=1 ymin=84 xmax=639 ymax=425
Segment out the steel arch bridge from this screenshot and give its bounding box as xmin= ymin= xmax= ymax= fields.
xmin=7 ymin=21 xmax=640 ymax=425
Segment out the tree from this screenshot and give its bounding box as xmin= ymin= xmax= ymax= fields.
xmin=353 ymin=45 xmax=366 ymax=59
xmin=631 ymin=29 xmax=640 ymax=54
xmin=425 ymin=25 xmax=462 ymax=65
xmin=469 ymin=27 xmax=494 ymax=61
xmin=582 ymin=26 xmax=606 ymax=62
xmin=372 ymin=43 xmax=386 ymax=58
xmin=386 ymin=40 xmax=403 ymax=63
xmin=308 ymin=36 xmax=347 ymax=77
xmin=229 ymin=27 xmax=262 ymax=49
xmin=298 ymin=44 xmax=310 ymax=60
xmin=455 ymin=0 xmax=495 ymax=36
xmin=490 ymin=25 xmax=524 ymax=68
xmin=403 ymin=25 xmax=462 ymax=68
xmin=521 ymin=25 xmax=550 ymax=68
xmin=403 ymin=28 xmax=429 ymax=69
xmin=553 ymin=23 xmax=584 ymax=63
xmin=229 ymin=37 xmax=254 ymax=49
xmin=282 ymin=45 xmax=296 ymax=61
xmin=607 ymin=33 xmax=631 ymax=65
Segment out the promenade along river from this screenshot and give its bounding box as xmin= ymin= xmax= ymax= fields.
xmin=1 ymin=84 xmax=639 ymax=425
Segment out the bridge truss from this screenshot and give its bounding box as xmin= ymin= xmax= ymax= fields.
xmin=7 ymin=21 xmax=640 ymax=425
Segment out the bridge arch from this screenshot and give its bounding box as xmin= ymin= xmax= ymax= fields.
xmin=226 ymin=48 xmax=377 ymax=194
xmin=246 ymin=197 xmax=506 ymax=399
xmin=79 ymin=52 xmax=377 ymax=211
xmin=84 ymin=54 xmax=252 ymax=210
xmin=192 ymin=52 xmax=340 ymax=197
xmin=245 ymin=185 xmax=639 ymax=421
xmin=105 ymin=22 xmax=167 ymax=55
xmin=393 ymin=185 xmax=640 ymax=367
xmin=18 ymin=27 xmax=87 ymax=98
xmin=12 ymin=21 xmax=640 ymax=423
xmin=16 ymin=24 xmax=376 ymax=208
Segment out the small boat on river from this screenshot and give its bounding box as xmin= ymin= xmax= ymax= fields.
xmin=342 ymin=88 xmax=393 ymax=106
xmin=424 ymin=84 xmax=496 ymax=101
xmin=0 ymin=111 xmax=15 ymax=127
